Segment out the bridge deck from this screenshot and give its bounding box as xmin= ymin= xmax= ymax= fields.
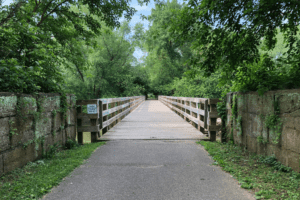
xmin=99 ymin=100 xmax=209 ymax=140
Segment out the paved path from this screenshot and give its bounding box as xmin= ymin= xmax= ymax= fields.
xmin=99 ymin=100 xmax=209 ymax=140
xmin=43 ymin=100 xmax=256 ymax=200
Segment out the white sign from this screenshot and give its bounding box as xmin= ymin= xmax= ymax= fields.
xmin=87 ymin=104 xmax=97 ymax=114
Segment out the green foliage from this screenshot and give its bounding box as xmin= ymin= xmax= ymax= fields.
xmin=65 ymin=138 xmax=79 ymax=150
xmin=258 ymin=154 xmax=291 ymax=172
xmin=16 ymin=97 xmax=29 ymax=122
xmin=264 ymin=98 xmax=282 ymax=145
xmin=8 ymin=119 xmax=17 ymax=137
xmin=0 ymin=0 xmax=140 ymax=94
xmin=63 ymin=20 xmax=146 ymax=99
xmin=43 ymin=143 xmax=61 ymax=159
xmin=265 ymin=114 xmax=282 ymax=145
xmin=148 ymin=93 xmax=156 ymax=99
xmin=231 ymin=94 xmax=237 ymax=121
xmin=160 ymin=0 xmax=300 ymax=94
xmin=165 ymin=69 xmax=223 ymax=98
xmin=216 ymin=99 xmax=227 ymax=121
xmin=257 ymin=136 xmax=268 ymax=145
xmin=59 ymin=93 xmax=68 ymax=120
xmin=23 ymin=140 xmax=34 ymax=149
xmin=134 ymin=0 xmax=196 ymax=95
xmin=31 ymin=96 xmax=45 ymax=123
xmin=236 ymin=115 xmax=242 ymax=136
xmin=229 ymin=52 xmax=300 ymax=96
xmin=196 ymin=140 xmax=300 ymax=199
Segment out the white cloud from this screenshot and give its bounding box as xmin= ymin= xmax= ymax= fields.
xmin=132 ymin=4 xmax=152 ymax=12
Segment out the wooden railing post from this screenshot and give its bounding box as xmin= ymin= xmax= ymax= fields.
xmin=91 ymin=118 xmax=98 ymax=143
xmin=76 ymin=105 xmax=83 ymax=145
xmin=102 ymin=103 xmax=108 ymax=135
xmin=117 ymin=100 xmax=121 ymax=124
xmin=109 ymin=101 xmax=116 ymax=129
xmin=98 ymin=100 xmax=103 ymax=137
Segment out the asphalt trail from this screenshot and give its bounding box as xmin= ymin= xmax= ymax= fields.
xmin=43 ymin=140 xmax=255 ymax=200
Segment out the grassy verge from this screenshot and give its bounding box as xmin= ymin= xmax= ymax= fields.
xmin=0 ymin=141 xmax=106 ymax=200
xmin=197 ymin=141 xmax=300 ymax=200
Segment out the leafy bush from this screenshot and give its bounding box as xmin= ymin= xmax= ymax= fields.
xmin=230 ymin=53 xmax=300 ymax=96
xmin=65 ymin=138 xmax=79 ymax=149
xmin=165 ymin=69 xmax=223 ymax=98
xmin=43 ymin=143 xmax=61 ymax=159
xmin=258 ymin=154 xmax=291 ymax=172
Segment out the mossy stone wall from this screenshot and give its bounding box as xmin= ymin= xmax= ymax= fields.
xmin=226 ymin=89 xmax=300 ymax=173
xmin=0 ymin=92 xmax=76 ymax=176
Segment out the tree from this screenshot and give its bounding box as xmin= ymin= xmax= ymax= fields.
xmin=63 ymin=19 xmax=147 ymax=100
xmin=159 ymin=0 xmax=300 ymax=94
xmin=136 ymin=0 xmax=195 ymax=95
xmin=0 ymin=0 xmax=139 ymax=93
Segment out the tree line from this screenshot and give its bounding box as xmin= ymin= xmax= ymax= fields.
xmin=1 ymin=0 xmax=300 ymax=100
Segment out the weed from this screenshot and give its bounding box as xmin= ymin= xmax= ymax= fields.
xmin=23 ymin=140 xmax=34 ymax=149
xmin=257 ymin=136 xmax=268 ymax=144
xmin=236 ymin=115 xmax=242 ymax=136
xmin=258 ymin=154 xmax=292 ymax=172
xmin=264 ymin=97 xmax=282 ymax=144
xmin=43 ymin=143 xmax=61 ymax=159
xmin=65 ymin=138 xmax=79 ymax=149
xmin=8 ymin=119 xmax=18 ymax=137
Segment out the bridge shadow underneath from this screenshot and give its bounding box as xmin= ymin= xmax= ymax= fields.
xmin=99 ymin=100 xmax=210 ymax=141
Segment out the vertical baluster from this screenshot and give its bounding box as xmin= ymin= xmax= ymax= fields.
xmin=102 ymin=103 xmax=108 ymax=135
xmin=76 ymin=105 xmax=83 ymax=145
xmin=209 ymin=103 xmax=217 ymax=142
xmin=98 ymin=100 xmax=103 ymax=138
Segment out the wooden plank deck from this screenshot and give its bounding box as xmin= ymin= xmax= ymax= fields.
xmin=99 ymin=100 xmax=210 ymax=140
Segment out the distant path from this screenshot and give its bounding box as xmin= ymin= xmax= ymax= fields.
xmin=99 ymin=100 xmax=209 ymax=140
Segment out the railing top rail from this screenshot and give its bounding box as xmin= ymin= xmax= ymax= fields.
xmin=159 ymin=95 xmax=221 ymax=104
xmin=76 ymin=96 xmax=144 ymax=105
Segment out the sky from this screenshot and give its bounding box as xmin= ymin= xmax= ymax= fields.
xmin=1 ymin=0 xmax=290 ymax=63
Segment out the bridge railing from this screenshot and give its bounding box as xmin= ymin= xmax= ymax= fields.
xmin=158 ymin=96 xmax=221 ymax=142
xmin=76 ymin=96 xmax=145 ymax=144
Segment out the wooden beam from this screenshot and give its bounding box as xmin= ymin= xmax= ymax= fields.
xmin=76 ymin=99 xmax=98 ymax=105
xmin=77 ymin=125 xmax=100 ymax=132
xmin=77 ymin=113 xmax=98 ymax=119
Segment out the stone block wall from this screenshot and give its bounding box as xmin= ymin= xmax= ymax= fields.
xmin=0 ymin=92 xmax=76 ymax=176
xmin=226 ymin=89 xmax=300 ymax=172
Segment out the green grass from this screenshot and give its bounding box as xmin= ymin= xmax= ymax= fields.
xmin=0 ymin=141 xmax=106 ymax=200
xmin=197 ymin=141 xmax=300 ymax=200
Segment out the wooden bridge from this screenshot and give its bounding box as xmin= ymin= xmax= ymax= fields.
xmin=76 ymin=96 xmax=222 ymax=143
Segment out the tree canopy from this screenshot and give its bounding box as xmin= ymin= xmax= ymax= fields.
xmin=0 ymin=0 xmax=142 ymax=93
xmin=1 ymin=0 xmax=300 ymax=99
xmin=137 ymin=0 xmax=300 ymax=96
